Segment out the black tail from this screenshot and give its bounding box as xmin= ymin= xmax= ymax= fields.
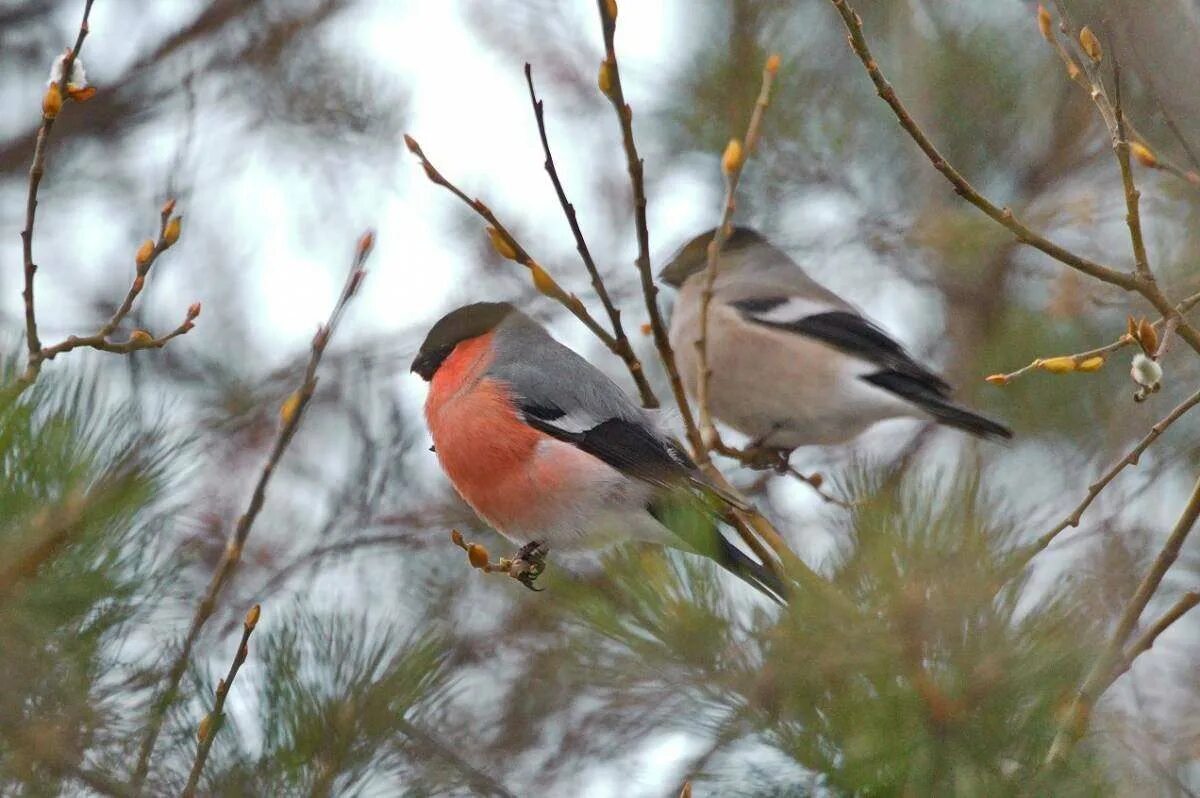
xmin=862 ymin=371 xmax=1012 ymax=440
xmin=714 ymin=534 xmax=789 ymax=605
xmin=647 ymin=498 xmax=788 ymax=604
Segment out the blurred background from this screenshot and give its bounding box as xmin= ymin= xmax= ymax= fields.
xmin=2 ymin=0 xmax=1199 ymax=795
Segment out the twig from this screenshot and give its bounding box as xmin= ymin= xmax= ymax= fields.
xmin=826 ymin=0 xmax=1133 ymax=290
xmin=130 ymin=232 xmax=375 ymax=793
xmin=694 ymin=56 xmax=780 ymax=455
xmin=594 ymin=0 xmax=703 ymax=454
xmin=1110 ymin=47 xmax=1152 ymax=281
xmin=1103 ymin=590 xmax=1200 ymax=693
xmin=824 ymin=0 xmax=1200 ymax=359
xmin=989 ymin=292 xmax=1200 ymax=385
xmin=402 ymin=135 xmax=624 ymax=356
xmin=1046 ymin=472 xmax=1200 ymax=765
xmin=181 ymin=604 xmax=261 ymax=798
xmin=1020 ymin=387 xmax=1200 ymax=568
xmin=9 ymin=3 xmax=195 ymax=400
xmin=21 ymin=0 xmax=94 ymax=365
xmin=523 ymin=63 xmax=658 ymax=408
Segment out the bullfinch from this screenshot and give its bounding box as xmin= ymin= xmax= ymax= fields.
xmin=660 ymin=227 xmax=1011 ymax=450
xmin=412 ymin=301 xmax=784 ymax=601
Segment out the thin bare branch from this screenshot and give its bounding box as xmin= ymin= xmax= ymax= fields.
xmin=402 ymin=135 xmax=629 ymax=354
xmin=594 ymin=0 xmax=703 ymax=454
xmin=8 ymin=4 xmax=195 ymax=401
xmin=825 ymin=0 xmax=1135 ymax=291
xmin=989 ymin=293 xmax=1200 ymax=386
xmin=20 ymin=0 xmax=95 ymax=364
xmin=1047 ymin=472 xmax=1200 ymax=765
xmin=826 ymin=0 xmax=1200 ymax=364
xmin=130 ymin=232 xmax=375 ymax=793
xmin=1022 ymin=387 xmax=1200 ymax=568
xmin=1104 ymin=590 xmax=1200 ymax=693
xmin=1110 ymin=44 xmax=1152 ymax=281
xmin=694 ymin=56 xmax=780 ymax=455
xmin=523 ymin=63 xmax=658 ymax=408
xmin=181 ymin=604 xmax=261 ymax=798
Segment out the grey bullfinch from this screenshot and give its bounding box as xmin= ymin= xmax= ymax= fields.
xmin=412 ymin=301 xmax=784 ymax=601
xmin=660 ymin=226 xmax=1011 ymax=450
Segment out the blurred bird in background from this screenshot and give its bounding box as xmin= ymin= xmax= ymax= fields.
xmin=661 ymin=227 xmax=1011 ymax=458
xmin=412 ymin=301 xmax=784 ymax=600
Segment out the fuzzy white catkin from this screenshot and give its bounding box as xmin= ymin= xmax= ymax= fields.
xmin=47 ymin=53 xmax=86 ymax=89
xmin=1130 ymin=353 xmax=1163 ymax=388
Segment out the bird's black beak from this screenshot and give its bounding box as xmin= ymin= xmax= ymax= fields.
xmin=411 ymin=346 xmax=450 ymax=381
xmin=410 ymin=352 xmax=434 ymax=381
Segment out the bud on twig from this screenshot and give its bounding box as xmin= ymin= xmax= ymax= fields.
xmin=1077 ymin=356 xmax=1105 ymax=372
xmin=187 ymin=302 xmax=202 ymax=320
xmin=163 ymin=216 xmax=182 ymax=247
xmin=197 ymin=714 xmax=213 ymax=743
xmin=721 ymin=138 xmax=744 ymax=176
xmin=1036 ymin=5 xmax=1054 ymax=42
xmin=450 ymin=529 xmax=465 ymax=548
xmin=1136 ymin=317 xmax=1158 ymax=356
xmin=356 ymin=231 xmax=375 ymax=261
xmin=1037 ymin=356 xmax=1076 ymax=374
xmin=160 ymin=198 xmax=177 ymax=219
xmin=1079 ymin=26 xmax=1102 ymax=62
xmin=530 ymin=263 xmax=567 ymax=302
xmin=598 ymin=60 xmax=613 ymax=96
xmin=135 ymin=239 xmax=155 ymax=266
xmin=467 ymin=543 xmax=490 ymax=570
xmin=280 ymin=391 xmax=302 ymax=426
xmin=129 ymin=330 xmax=153 ymax=345
xmin=766 ymin=53 xmax=782 ymax=75
xmin=1130 ymin=141 xmax=1157 ymax=168
xmin=42 ymin=84 xmax=63 ymax=119
xmin=985 ymin=374 xmax=1010 ymax=386
xmin=244 ymin=604 xmax=261 ymax=631
xmin=487 ymin=227 xmax=518 ymax=261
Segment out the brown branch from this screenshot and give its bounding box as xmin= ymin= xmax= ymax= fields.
xmin=1109 ymin=41 xmax=1152 ymax=282
xmin=9 ymin=3 xmax=195 ymax=401
xmin=5 ymin=204 xmax=196 ymax=401
xmin=19 ymin=0 xmax=93 ymax=371
xmin=523 ymin=63 xmax=658 ymax=409
xmin=989 ymin=292 xmax=1200 ymax=386
xmin=181 ymin=604 xmax=261 ymax=798
xmin=1020 ymin=387 xmax=1200 ymax=568
xmin=1103 ymin=589 xmax=1200 ymax=694
xmin=826 ymin=0 xmax=1136 ymax=291
xmin=694 ymin=56 xmax=780 ymax=456
xmin=595 ymin=0 xmax=703 ymax=455
xmin=21 ymin=0 xmax=95 ymax=361
xmin=1046 ymin=472 xmax=1200 ymax=765
xmin=130 ymin=232 xmax=375 ymax=793
xmin=402 ymin=135 xmax=623 ymax=354
xmin=830 ymin=0 xmax=1200 ymax=363
xmin=591 ymin=1 xmax=821 ymax=588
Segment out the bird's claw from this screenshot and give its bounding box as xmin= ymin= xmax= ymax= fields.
xmin=739 ymin=446 xmax=793 ymax=473
xmin=511 ymin=541 xmax=549 ymax=592
xmin=449 ymin=530 xmax=550 ymax=592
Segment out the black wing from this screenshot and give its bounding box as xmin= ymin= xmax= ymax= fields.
xmin=730 ymin=297 xmax=951 ymax=397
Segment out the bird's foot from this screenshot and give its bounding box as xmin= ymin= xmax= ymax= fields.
xmin=738 ymin=446 xmax=794 ymax=473
xmin=449 ymin=530 xmax=550 ymax=592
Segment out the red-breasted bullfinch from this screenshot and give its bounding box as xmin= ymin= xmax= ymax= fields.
xmin=661 ymin=227 xmax=1012 ymax=450
xmin=411 ymin=301 xmax=783 ymax=601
